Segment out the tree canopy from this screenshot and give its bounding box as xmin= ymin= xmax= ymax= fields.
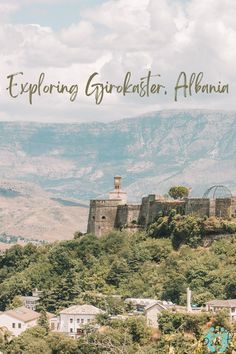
xmin=0 ymin=214 xmax=235 ymax=353
xmin=169 ymin=186 xmax=189 ymax=199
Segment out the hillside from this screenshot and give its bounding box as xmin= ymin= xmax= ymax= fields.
xmin=0 ymin=110 xmax=235 ymax=203
xmin=0 ymin=204 xmax=235 ymax=352
xmin=0 ymin=228 xmax=236 ymax=353
xmin=0 ymin=181 xmax=88 ymax=242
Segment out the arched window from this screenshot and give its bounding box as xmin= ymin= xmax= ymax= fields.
xmin=102 ymin=216 xmax=106 ymax=220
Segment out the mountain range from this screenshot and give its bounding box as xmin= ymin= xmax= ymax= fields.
xmin=0 ymin=109 xmax=235 ymax=240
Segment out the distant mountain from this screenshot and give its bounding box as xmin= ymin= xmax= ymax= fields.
xmin=0 ymin=181 xmax=88 ymax=241
xmin=0 ymin=110 xmax=236 ymax=203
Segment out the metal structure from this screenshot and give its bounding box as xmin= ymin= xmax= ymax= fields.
xmin=203 ymin=185 xmax=232 ymax=199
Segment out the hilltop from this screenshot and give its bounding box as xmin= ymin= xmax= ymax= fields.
xmin=0 ymin=109 xmax=235 ymax=241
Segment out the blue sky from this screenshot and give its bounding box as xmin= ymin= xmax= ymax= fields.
xmin=11 ymin=0 xmax=188 ymax=30
xmin=11 ymin=0 xmax=106 ymax=30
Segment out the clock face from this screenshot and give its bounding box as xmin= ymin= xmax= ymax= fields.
xmin=204 ymin=326 xmax=232 ymax=353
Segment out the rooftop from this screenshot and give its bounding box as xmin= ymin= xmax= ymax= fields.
xmin=59 ymin=304 xmax=103 ymax=315
xmin=2 ymin=306 xmax=40 ymax=323
xmin=125 ymin=298 xmax=157 ymax=307
xmin=22 ymin=296 xmax=40 ymax=301
xmin=207 ymin=299 xmax=236 ymax=308
xmin=145 ymin=300 xmax=174 ymax=311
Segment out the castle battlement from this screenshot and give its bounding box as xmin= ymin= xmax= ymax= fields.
xmin=87 ymin=178 xmax=236 ymax=237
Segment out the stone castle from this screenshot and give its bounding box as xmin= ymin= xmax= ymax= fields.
xmin=87 ymin=177 xmax=236 ymax=237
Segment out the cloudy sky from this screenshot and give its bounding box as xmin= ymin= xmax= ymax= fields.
xmin=0 ymin=0 xmax=235 ymax=122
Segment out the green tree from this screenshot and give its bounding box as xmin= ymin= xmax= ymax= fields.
xmin=7 ymin=295 xmax=24 ymax=309
xmin=171 ymin=216 xmax=203 ymax=249
xmin=0 ymin=326 xmax=11 ymax=351
xmin=106 ymin=257 xmax=130 ymax=287
xmin=77 ymin=235 xmax=101 ymax=263
xmin=78 ymin=327 xmax=134 ymax=354
xmin=212 ymin=309 xmax=231 ymax=331
xmin=162 ymin=273 xmax=187 ymax=304
xmin=225 ymin=277 xmax=236 ymax=298
xmin=74 ymin=231 xmax=83 ymax=239
xmin=37 ymin=309 xmax=50 ymax=333
xmin=4 ymin=326 xmax=50 ymax=354
xmin=169 ymin=186 xmax=189 ymax=200
xmin=125 ymin=317 xmax=152 ymax=345
xmin=47 ymin=332 xmax=80 ymax=354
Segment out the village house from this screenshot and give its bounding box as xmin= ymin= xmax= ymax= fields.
xmin=21 ymin=289 xmax=42 ymax=311
xmin=206 ymin=299 xmax=236 ymax=321
xmin=58 ymin=304 xmax=104 ymax=338
xmin=124 ymin=298 xmax=175 ymax=328
xmin=125 ymin=298 xmax=173 ymax=312
xmin=145 ymin=302 xmax=170 ymax=328
xmin=0 ymin=306 xmax=54 ymax=336
xmin=125 ymin=298 xmax=159 ymax=313
xmin=0 ymin=306 xmax=41 ymax=336
xmin=21 ymin=295 xmax=40 ymax=311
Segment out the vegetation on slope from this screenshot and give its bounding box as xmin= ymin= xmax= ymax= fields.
xmin=0 ymin=212 xmax=236 ymax=352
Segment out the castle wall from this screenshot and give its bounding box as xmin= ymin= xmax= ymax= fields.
xmin=231 ymin=197 xmax=236 ymax=217
xmin=147 ymin=200 xmax=186 ymax=224
xmin=87 ymin=192 xmax=236 ymax=237
xmin=138 ymin=195 xmax=186 ymax=226
xmin=185 ymin=198 xmax=211 ymax=217
xmin=115 ymin=204 xmax=141 ymax=228
xmin=138 ymin=196 xmax=153 ymax=226
xmin=215 ymin=198 xmax=232 ymax=218
xmin=87 ymin=199 xmax=122 ymax=237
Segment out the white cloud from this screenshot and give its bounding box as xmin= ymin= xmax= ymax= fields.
xmin=0 ymin=0 xmax=235 ymax=122
xmin=60 ymin=21 xmax=95 ymax=47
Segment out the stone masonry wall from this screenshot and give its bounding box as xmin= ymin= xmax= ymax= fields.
xmin=87 ymin=195 xmax=236 ymax=237
xmin=215 ymin=198 xmax=232 ymax=218
xmin=231 ymin=197 xmax=236 ymax=217
xmin=87 ymin=200 xmax=122 ymax=237
xmin=115 ymin=204 xmax=141 ymax=228
xmin=147 ymin=200 xmax=186 ymax=225
xmin=185 ymin=198 xmax=211 ymax=217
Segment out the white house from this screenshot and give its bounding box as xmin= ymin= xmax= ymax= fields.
xmin=145 ymin=302 xmax=169 ymax=328
xmin=58 ymin=304 xmax=104 ymax=338
xmin=206 ymin=299 xmax=236 ymax=321
xmin=21 ymin=289 xmax=42 ymax=311
xmin=21 ymin=295 xmax=40 ymax=311
xmin=0 ymin=306 xmax=41 ymax=336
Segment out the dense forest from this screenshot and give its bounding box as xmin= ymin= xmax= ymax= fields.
xmin=1 ymin=211 xmax=236 ymax=353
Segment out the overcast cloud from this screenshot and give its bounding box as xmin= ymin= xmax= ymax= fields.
xmin=0 ymin=0 xmax=235 ymax=123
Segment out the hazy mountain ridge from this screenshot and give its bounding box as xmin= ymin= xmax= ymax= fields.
xmin=0 ymin=180 xmax=88 ymax=241
xmin=0 ymin=110 xmax=236 ymax=202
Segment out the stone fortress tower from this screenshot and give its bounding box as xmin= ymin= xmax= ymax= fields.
xmin=87 ymin=176 xmax=128 ymax=237
xmin=87 ymin=178 xmax=236 ymax=237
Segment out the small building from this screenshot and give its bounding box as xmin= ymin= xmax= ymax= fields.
xmin=124 ymin=298 xmax=174 ymax=328
xmin=50 ymin=316 xmax=59 ymax=332
xmin=125 ymin=298 xmax=158 ymax=313
xmin=22 ymin=295 xmax=40 ymax=311
xmin=125 ymin=298 xmax=173 ymax=312
xmin=0 ymin=306 xmax=41 ymax=336
xmin=206 ymin=299 xmax=236 ymax=321
xmin=21 ymin=289 xmax=42 ymax=311
xmin=0 ymin=306 xmax=55 ymax=336
xmin=145 ymin=302 xmax=169 ymax=328
xmin=58 ymin=304 xmax=104 ymax=338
